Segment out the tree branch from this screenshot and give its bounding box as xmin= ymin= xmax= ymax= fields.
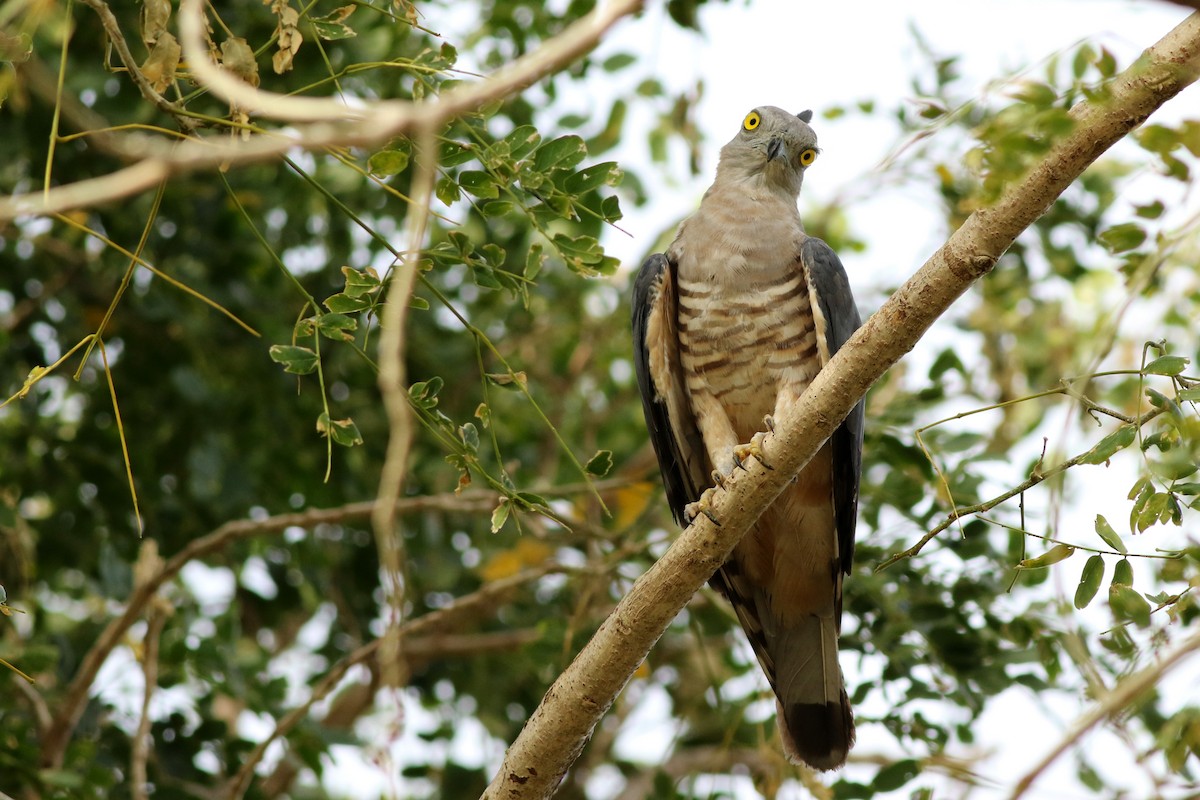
xmin=482 ymin=13 xmax=1200 ymax=798
xmin=225 ymin=564 xmax=561 ymax=799
xmin=77 ymin=0 xmax=194 ymax=129
xmin=0 ymin=0 xmax=643 ymax=222
xmin=1007 ymin=627 xmax=1200 ymax=799
xmin=33 ymin=483 xmax=597 ymax=771
xmin=877 ymin=407 xmax=1166 ymax=571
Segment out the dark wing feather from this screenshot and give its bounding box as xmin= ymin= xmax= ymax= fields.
xmin=801 ymin=237 xmax=864 ymax=576
xmin=631 ymin=253 xmax=704 ymax=524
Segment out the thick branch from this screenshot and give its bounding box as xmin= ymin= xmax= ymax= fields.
xmin=482 ymin=13 xmax=1200 ymax=799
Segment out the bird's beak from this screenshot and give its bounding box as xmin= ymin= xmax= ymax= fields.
xmin=766 ymin=137 xmax=784 ymax=162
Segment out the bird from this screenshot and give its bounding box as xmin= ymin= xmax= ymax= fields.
xmin=631 ymin=105 xmax=864 ymax=770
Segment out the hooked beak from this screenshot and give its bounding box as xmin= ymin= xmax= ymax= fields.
xmin=766 ymin=137 xmax=785 ymax=162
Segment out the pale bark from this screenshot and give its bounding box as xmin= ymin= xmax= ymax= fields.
xmin=482 ymin=13 xmax=1200 ymax=799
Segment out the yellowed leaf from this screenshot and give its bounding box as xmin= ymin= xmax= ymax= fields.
xmin=219 ymin=37 xmax=259 ymax=87
xmin=612 ymin=481 xmax=655 ymax=530
xmin=140 ymin=31 xmax=180 ymax=93
xmin=140 ymin=0 xmax=171 ymax=47
xmin=478 ymin=549 xmax=522 ymax=582
xmin=477 ymin=537 xmax=552 ymax=582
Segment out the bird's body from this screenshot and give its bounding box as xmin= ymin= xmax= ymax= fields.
xmin=632 ymin=106 xmax=863 ymax=770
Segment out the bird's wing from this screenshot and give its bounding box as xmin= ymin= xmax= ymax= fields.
xmin=801 ymin=236 xmax=865 ymax=578
xmin=632 ymin=253 xmax=708 ymax=524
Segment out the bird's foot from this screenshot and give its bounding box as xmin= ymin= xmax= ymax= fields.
xmin=732 ymin=431 xmax=774 ymax=470
xmin=710 ymin=469 xmax=728 ymax=490
xmin=683 ymin=487 xmax=721 ymax=527
xmin=763 ymin=414 xmax=776 ymax=434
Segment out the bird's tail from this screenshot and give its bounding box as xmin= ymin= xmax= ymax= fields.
xmin=773 ymin=613 xmax=854 ymax=771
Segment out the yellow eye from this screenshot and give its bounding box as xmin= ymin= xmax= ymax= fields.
xmin=799 ymin=148 xmax=817 ymax=166
xmin=743 ymin=111 xmax=761 ymax=131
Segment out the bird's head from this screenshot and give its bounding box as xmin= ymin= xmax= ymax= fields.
xmin=716 ymin=106 xmax=819 ymax=197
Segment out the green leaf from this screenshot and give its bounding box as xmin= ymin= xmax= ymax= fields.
xmin=1097 ymin=46 xmax=1117 ymax=77
xmin=268 ymin=344 xmax=318 ymax=375
xmin=367 ymin=149 xmax=409 ymax=176
xmin=585 ymin=450 xmax=613 ymax=477
xmin=872 ymin=759 xmax=920 ymax=792
xmin=1017 ymin=543 xmax=1074 ymax=570
xmin=929 ymin=348 xmax=966 ymax=381
xmin=533 ymin=135 xmax=587 ymax=172
xmin=1143 ymin=355 xmax=1189 ymax=376
xmin=600 ymin=194 xmax=623 ymax=222
xmin=524 ymin=244 xmax=545 ymax=280
xmin=408 ymin=376 xmax=443 ymax=408
xmin=1071 ymin=44 xmax=1094 ymax=79
xmin=1138 ymin=490 xmax=1170 ymax=531
xmin=1155 ymin=457 xmax=1197 ymax=481
xmin=1134 ymin=200 xmax=1165 ymax=219
xmin=601 ymin=53 xmax=636 ymax=72
xmin=435 ymin=176 xmax=461 ymax=206
xmin=1110 ymin=584 xmax=1151 ymax=627
xmin=1094 ymin=514 xmax=1126 ymax=553
xmin=564 ymin=162 xmax=622 ymax=194
xmin=481 ymin=200 xmax=513 ymax=217
xmin=317 ymin=313 xmax=357 ymax=341
xmin=310 ymin=5 xmax=357 ymax=39
xmin=515 ymin=491 xmax=549 ymax=510
xmin=1098 ymin=222 xmax=1147 ymax=254
xmin=459 ymin=170 xmax=500 ymax=199
xmin=1112 ymin=557 xmax=1133 ymax=587
xmin=1078 ymin=425 xmax=1135 ymax=465
xmin=341 ymin=266 xmax=381 ymax=297
xmin=409 ymin=296 xmax=429 ymax=310
xmin=317 ymin=413 xmax=363 ymax=446
xmin=504 ymin=125 xmax=541 ymax=160
xmin=324 ymin=293 xmax=371 ymax=313
xmin=458 ymin=423 xmax=480 ymax=453
xmin=1074 ymin=555 xmax=1105 ymax=609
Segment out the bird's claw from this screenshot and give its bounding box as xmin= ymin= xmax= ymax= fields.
xmin=710 ymin=469 xmax=728 ymax=490
xmin=763 ymin=414 xmax=776 ymax=434
xmin=683 ymin=487 xmax=721 ymax=527
xmin=732 ymin=431 xmax=774 ymax=470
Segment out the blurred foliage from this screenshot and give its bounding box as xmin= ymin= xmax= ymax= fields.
xmin=1 ymin=2 xmax=1199 ymax=800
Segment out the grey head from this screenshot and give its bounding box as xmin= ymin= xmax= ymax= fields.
xmin=715 ymin=106 xmax=820 ymax=197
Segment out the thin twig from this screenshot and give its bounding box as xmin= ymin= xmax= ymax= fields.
xmin=77 ymin=0 xmax=195 ymax=129
xmin=371 ymin=123 xmax=437 ymax=693
xmin=225 ymin=563 xmax=561 ymax=799
xmin=1007 ymin=628 xmax=1200 ymax=799
xmin=877 ymin=408 xmax=1166 ymax=571
xmin=34 ymin=481 xmax=613 ymax=770
xmin=131 ymin=609 xmax=167 ymax=800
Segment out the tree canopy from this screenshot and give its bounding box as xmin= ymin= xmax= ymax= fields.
xmin=2 ymin=3 xmax=1200 ymax=800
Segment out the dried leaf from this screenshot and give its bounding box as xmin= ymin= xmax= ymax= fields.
xmin=140 ymin=0 xmax=172 ymax=47
xmin=268 ymin=0 xmax=304 ymax=74
xmin=139 ymin=32 xmax=180 ymax=93
xmin=220 ymin=37 xmax=259 ymax=87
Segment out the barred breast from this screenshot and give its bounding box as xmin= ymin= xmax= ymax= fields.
xmin=676 ymin=258 xmax=820 ymax=442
